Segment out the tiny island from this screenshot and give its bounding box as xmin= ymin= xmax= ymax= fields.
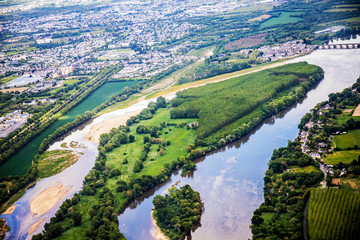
xmin=152 ymin=184 xmax=204 ymax=240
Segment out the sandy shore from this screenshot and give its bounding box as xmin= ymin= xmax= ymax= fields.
xmin=30 ymin=184 xmax=72 ymax=218
xmin=28 ymin=217 xmax=45 ymax=235
xmin=86 ymin=109 xmax=143 ymax=144
xmin=353 ymin=104 xmax=360 ymax=116
xmin=2 ymin=205 xmax=16 ymax=215
xmin=151 ymin=210 xmax=170 ymax=240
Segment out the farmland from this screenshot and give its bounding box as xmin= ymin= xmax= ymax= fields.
xmin=308 ymin=188 xmax=360 ymax=240
xmin=224 ymin=33 xmax=267 ymax=50
xmin=334 ymin=129 xmax=360 ymax=149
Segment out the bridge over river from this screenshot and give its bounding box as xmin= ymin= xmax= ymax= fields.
xmin=316 ymin=43 xmax=360 ymax=49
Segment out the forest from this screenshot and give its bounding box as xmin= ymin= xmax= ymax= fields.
xmin=171 ymin=62 xmax=323 ymax=141
xmin=152 ymin=184 xmax=203 ymax=240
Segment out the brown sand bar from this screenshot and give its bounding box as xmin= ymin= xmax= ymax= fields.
xmin=86 ymin=109 xmax=143 ymax=144
xmin=151 ymin=210 xmax=170 ymax=240
xmin=353 ymin=103 xmax=360 ymax=116
xmin=2 ymin=205 xmax=16 ymax=215
xmin=30 ymin=184 xmax=72 ymax=218
xmin=28 ymin=217 xmax=45 ymax=235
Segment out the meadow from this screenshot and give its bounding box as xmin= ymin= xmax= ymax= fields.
xmin=334 ymin=129 xmax=360 ymax=149
xmin=260 ymin=12 xmax=304 ymax=28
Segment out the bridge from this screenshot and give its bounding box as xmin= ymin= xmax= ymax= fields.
xmin=316 ymin=43 xmax=360 ymax=50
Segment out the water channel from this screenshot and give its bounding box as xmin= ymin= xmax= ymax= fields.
xmin=0 ymin=81 xmax=136 ymax=177
xmin=2 ymin=36 xmax=360 ymax=239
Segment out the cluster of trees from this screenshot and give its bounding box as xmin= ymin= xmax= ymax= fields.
xmin=32 ymin=194 xmax=82 ymax=240
xmin=0 ymin=166 xmax=37 ymax=208
xmin=126 ymin=97 xmax=167 ymax=126
xmin=308 ymin=188 xmax=360 ymax=240
xmin=152 ymin=185 xmax=203 ymax=240
xmin=178 ymin=61 xmax=251 ymax=85
xmin=171 ymin=62 xmax=323 ymax=140
xmin=251 ymin=141 xmax=323 ymax=240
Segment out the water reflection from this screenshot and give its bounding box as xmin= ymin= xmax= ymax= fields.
xmin=117 ymin=38 xmax=360 ymax=240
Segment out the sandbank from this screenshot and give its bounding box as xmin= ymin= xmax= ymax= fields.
xmin=30 ymin=184 xmax=72 ymax=217
xmin=28 ymin=217 xmax=45 ymax=235
xmin=151 ymin=210 xmax=170 ymax=240
xmin=86 ymin=109 xmax=143 ymax=144
xmin=2 ymin=205 xmax=16 ymax=215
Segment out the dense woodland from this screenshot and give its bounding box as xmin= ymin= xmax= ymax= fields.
xmin=153 ymin=185 xmax=203 ymax=240
xmin=171 ymin=62 xmax=323 ymax=141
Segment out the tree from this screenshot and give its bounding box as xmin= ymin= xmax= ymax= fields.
xmin=72 ymin=211 xmax=82 ymax=226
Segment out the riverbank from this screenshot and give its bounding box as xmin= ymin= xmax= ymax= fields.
xmin=30 ymin=184 xmax=72 ymax=217
xmin=151 ymin=210 xmax=170 ymax=240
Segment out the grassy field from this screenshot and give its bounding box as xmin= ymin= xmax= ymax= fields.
xmin=37 ymin=150 xmax=80 ymax=179
xmin=340 ymin=178 xmax=360 ymax=192
xmin=56 ymin=108 xmax=197 ymax=239
xmin=187 ymin=46 xmax=214 ymax=58
xmin=260 ymin=12 xmax=304 ymax=28
xmin=336 ymin=115 xmax=360 ymax=125
xmin=289 ymin=165 xmax=319 ymax=173
xmin=0 ymin=75 xmax=18 ymax=85
xmin=323 ymin=149 xmax=360 ymax=165
xmin=308 ymin=188 xmax=360 ymax=240
xmin=334 ymin=129 xmax=360 ymax=149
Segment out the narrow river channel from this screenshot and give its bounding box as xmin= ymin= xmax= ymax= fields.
xmin=2 ymin=36 xmax=360 ymax=240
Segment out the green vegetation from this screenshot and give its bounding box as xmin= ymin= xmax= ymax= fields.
xmin=334 ymin=129 xmax=360 ymax=149
xmin=153 ymin=185 xmax=203 ymax=240
xmin=308 ymin=188 xmax=360 ymax=240
xmin=323 ymin=150 xmax=360 ymax=165
xmin=251 ymin=141 xmax=323 ymax=240
xmin=37 ymin=150 xmax=80 ymax=179
xmin=0 ymin=75 xmax=18 ymax=85
xmin=171 ymin=62 xmax=323 ymax=140
xmin=260 ymin=12 xmax=304 ymax=28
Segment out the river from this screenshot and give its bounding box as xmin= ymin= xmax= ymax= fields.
xmin=0 ymin=81 xmax=137 ymax=177
xmin=2 ymin=37 xmax=360 ymax=239
xmin=117 ymin=38 xmax=360 ymax=240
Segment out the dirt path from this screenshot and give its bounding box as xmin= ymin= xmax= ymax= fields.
xmin=303 ymin=199 xmax=309 ymax=240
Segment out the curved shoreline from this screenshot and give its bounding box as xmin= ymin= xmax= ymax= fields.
xmin=151 ymin=210 xmax=170 ymax=240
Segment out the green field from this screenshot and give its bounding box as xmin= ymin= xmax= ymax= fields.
xmin=336 ymin=115 xmax=360 ymax=125
xmin=340 ymin=178 xmax=360 ymax=192
xmin=260 ymin=12 xmax=304 ymax=28
xmin=37 ymin=150 xmax=80 ymax=179
xmin=308 ymin=188 xmax=360 ymax=240
xmin=334 ymin=129 xmax=360 ymax=149
xmin=0 ymin=75 xmax=18 ymax=85
xmin=289 ymin=165 xmax=319 ymax=173
xmin=106 ymin=108 xmax=197 ymax=179
xmin=187 ymin=46 xmax=214 ymax=58
xmin=323 ymin=149 xmax=360 ymax=165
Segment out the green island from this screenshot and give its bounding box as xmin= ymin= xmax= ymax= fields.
xmin=30 ymin=62 xmax=324 ymax=239
xmin=251 ymin=78 xmax=360 ymax=239
xmin=152 ymin=184 xmax=203 ymax=240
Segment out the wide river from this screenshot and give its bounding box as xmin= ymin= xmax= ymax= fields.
xmin=2 ymin=36 xmax=360 ymax=239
